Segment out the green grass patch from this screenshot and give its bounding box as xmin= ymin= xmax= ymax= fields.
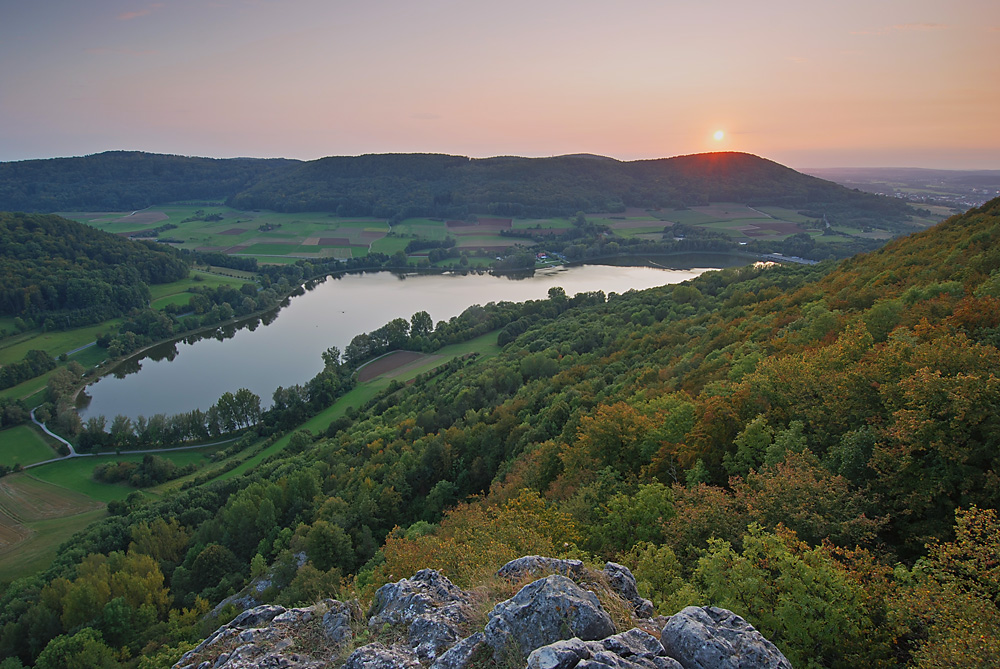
xmin=258 ymin=256 xmax=304 ymax=265
xmin=0 ymin=321 xmax=120 ymax=366
xmin=370 ymin=237 xmax=410 ymax=254
xmin=0 ymin=425 xmax=59 ymax=467
xmin=69 ymin=344 xmax=108 ymax=368
xmin=148 ymin=271 xmax=246 ymax=302
xmin=240 ymin=243 xmax=302 ymax=255
xmin=151 ymin=293 xmax=194 ymax=311
xmin=0 ymin=374 xmax=50 ymax=403
xmin=28 ymin=449 xmax=215 ymax=503
xmin=613 ymin=226 xmax=671 ymax=238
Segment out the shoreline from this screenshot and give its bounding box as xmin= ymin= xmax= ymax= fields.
xmin=50 ymin=252 xmax=758 ymax=418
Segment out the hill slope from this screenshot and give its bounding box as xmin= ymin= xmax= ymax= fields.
xmin=0 ymin=211 xmax=189 ymax=327
xmin=1 ymin=199 xmax=997 ymax=667
xmin=0 ymin=151 xmax=913 ymax=227
xmin=0 ymin=151 xmax=297 ymax=212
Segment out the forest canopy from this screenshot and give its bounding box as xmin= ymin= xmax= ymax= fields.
xmin=0 ymin=212 xmax=188 ymax=328
xmin=0 ymin=151 xmax=914 ymax=226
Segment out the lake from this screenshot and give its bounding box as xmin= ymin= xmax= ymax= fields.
xmin=78 ymin=257 xmax=745 ymax=420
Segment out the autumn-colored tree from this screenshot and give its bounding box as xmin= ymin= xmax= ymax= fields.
xmin=892 ymin=506 xmax=1000 ymax=668
xmin=128 ymin=517 xmax=190 ymax=565
xmin=371 ymin=490 xmax=579 ymax=591
xmin=660 ymin=483 xmax=747 ymax=570
xmin=732 ymin=451 xmax=884 ymax=547
xmin=562 ymin=402 xmax=654 ymax=478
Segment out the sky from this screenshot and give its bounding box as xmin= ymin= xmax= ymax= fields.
xmin=1 ymin=0 xmax=998 ymax=169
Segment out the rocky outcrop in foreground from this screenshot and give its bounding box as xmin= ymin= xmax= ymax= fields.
xmin=174 ymin=556 xmax=791 ymax=669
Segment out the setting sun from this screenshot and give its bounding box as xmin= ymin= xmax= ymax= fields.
xmin=713 ymin=130 xmax=725 ymax=141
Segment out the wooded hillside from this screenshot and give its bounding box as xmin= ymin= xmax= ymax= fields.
xmin=2 ymin=198 xmax=997 ymax=668
xmin=0 ymin=151 xmax=913 ymax=227
xmin=0 ymin=212 xmax=188 ymax=328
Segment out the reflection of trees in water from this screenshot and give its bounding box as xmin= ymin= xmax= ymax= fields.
xmin=103 ymin=308 xmax=280 ymax=382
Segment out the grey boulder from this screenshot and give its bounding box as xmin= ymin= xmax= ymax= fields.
xmin=484 ymin=574 xmax=616 ymax=661
xmin=660 ymin=606 xmax=792 ymax=669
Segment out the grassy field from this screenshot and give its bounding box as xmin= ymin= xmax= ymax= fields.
xmin=0 ymin=473 xmax=107 ymax=581
xmin=0 ymin=425 xmax=58 ymax=467
xmin=0 ymin=321 xmax=119 ymax=366
xmin=148 ymin=270 xmax=247 ymax=303
xmin=28 ymin=449 xmax=216 ymax=503
xmin=0 ymin=508 xmax=107 ymax=582
xmin=62 ymin=207 xmax=398 ymax=263
xmin=0 ymin=442 xmax=227 ymax=580
xmin=57 ymin=200 xmax=924 ymax=271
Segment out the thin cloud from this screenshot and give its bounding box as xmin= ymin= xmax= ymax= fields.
xmin=852 ymin=22 xmax=948 ymax=36
xmin=118 ymin=3 xmax=163 ymax=21
xmin=893 ymin=23 xmax=948 ymax=32
xmin=85 ymin=47 xmax=159 ymax=56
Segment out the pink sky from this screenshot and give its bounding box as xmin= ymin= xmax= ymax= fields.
xmin=1 ymin=0 xmax=998 ymax=168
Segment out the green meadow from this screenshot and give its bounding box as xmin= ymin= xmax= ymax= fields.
xmin=0 ymin=425 xmax=58 ymax=467
xmin=57 ymin=201 xmax=880 ymax=271
xmin=28 ymin=449 xmax=216 ymax=503
xmin=0 ymin=508 xmax=107 ymax=582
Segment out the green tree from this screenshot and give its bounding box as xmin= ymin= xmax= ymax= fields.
xmin=34 ymin=629 xmax=120 ymax=669
xmin=723 ymin=414 xmax=773 ymax=476
xmin=693 ymin=525 xmax=881 ymax=668
xmin=410 ymin=311 xmax=433 ymax=337
xmin=305 ymin=520 xmax=354 ymax=572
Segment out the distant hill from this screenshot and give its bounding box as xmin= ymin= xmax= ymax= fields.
xmin=0 ymin=151 xmax=914 ymax=226
xmin=0 ymin=151 xmax=297 ymax=212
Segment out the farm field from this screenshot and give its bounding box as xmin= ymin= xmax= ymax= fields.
xmin=60 ymin=206 xmax=394 ymax=263
xmin=58 ymin=200 xmax=883 ymax=268
xmin=0 ymin=474 xmax=106 ymax=581
xmin=148 ymin=270 xmax=248 ymax=303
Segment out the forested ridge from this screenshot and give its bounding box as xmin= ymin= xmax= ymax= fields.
xmin=2 ymin=199 xmax=999 ymax=668
xmin=0 ymin=151 xmax=912 ymax=226
xmin=0 ymin=212 xmax=189 ymax=329
xmin=0 ymin=152 xmax=295 ymax=213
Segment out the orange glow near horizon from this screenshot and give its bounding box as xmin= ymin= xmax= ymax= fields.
xmin=0 ymin=1 xmax=997 ymax=168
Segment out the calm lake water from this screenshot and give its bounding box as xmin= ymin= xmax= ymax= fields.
xmin=78 ymin=257 xmax=745 ymax=420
